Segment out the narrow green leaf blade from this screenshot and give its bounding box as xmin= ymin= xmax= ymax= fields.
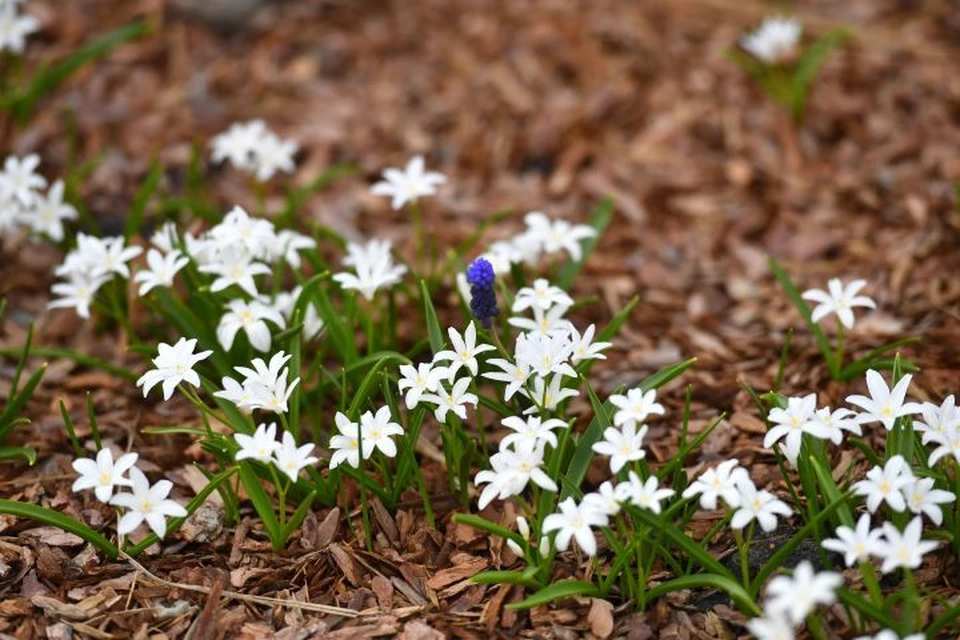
xmin=0 ymin=499 xmax=118 ymax=559
xmin=420 ymin=279 xmax=445 ymax=353
xmin=507 ymin=580 xmax=601 ymax=610
xmin=557 ymin=198 xmax=614 ymax=289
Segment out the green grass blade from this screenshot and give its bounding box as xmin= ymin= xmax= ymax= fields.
xmin=629 ymin=507 xmax=736 ymax=580
xmin=564 ymin=358 xmax=696 ymax=495
xmin=0 ymin=446 xmax=37 ymax=465
xmin=768 ymin=257 xmax=835 ymax=374
xmin=0 ymin=345 xmax=137 ymax=382
xmin=346 ymin=356 xmax=392 ymax=418
xmin=471 ymin=569 xmax=542 ymax=588
xmin=557 ymin=197 xmax=614 ymax=289
xmin=0 ymin=499 xmax=118 ymax=559
xmin=749 ymin=489 xmax=853 ymax=595
xmin=313 ymin=285 xmax=357 ymax=365
xmin=13 ymin=20 xmax=151 ymax=125
xmin=789 ymin=28 xmax=848 ymax=124
xmin=58 ymin=400 xmax=84 ymax=457
xmin=420 ymin=279 xmax=445 ymax=353
xmin=452 ymin=514 xmax=523 ymax=546
xmin=835 ymin=588 xmax=898 ymax=630
xmin=643 ymin=574 xmax=761 ymax=616
xmin=237 ymin=464 xmax=284 ymax=550
xmin=507 ymin=580 xmax=602 ymax=610
xmin=281 ymin=490 xmax=318 ymax=541
xmin=0 ymin=364 xmax=46 ymax=441
xmin=126 ymin=466 xmax=237 ymax=557
xmin=125 ymin=159 xmax=162 ymax=239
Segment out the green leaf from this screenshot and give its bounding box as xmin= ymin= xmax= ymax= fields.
xmin=927 ymin=600 xmax=960 ymax=638
xmin=279 ymin=164 xmax=357 ymax=228
xmin=562 ymin=377 xmax=613 ymax=500
xmin=346 ymin=355 xmax=393 ymax=418
xmin=237 ymin=464 xmax=284 ymax=550
xmin=557 ymin=197 xmax=614 ymax=289
xmin=58 ymin=400 xmax=84 ymax=457
xmin=835 ymin=588 xmax=898 ymax=630
xmin=7 ymin=321 xmax=34 ymax=396
xmin=0 ymin=499 xmax=118 ymax=559
xmin=768 ymin=257 xmax=835 ymax=376
xmin=564 ymin=358 xmax=696 ymax=495
xmin=312 ymin=284 xmax=358 ymax=365
xmin=656 ymin=413 xmax=724 ymax=482
xmin=595 ymin=296 xmax=638 ymax=344
xmin=126 ymin=466 xmax=238 ymax=557
xmin=13 ymin=20 xmax=151 ymax=125
xmin=452 ymin=514 xmax=523 ymax=546
xmin=507 ymin=580 xmax=602 ymax=610
xmin=809 ymin=454 xmax=853 ymax=526
xmin=839 ymin=336 xmax=921 ymax=380
xmin=471 ymin=568 xmax=543 ymax=588
xmin=750 ymin=487 xmax=853 ymax=594
xmin=0 ymin=364 xmax=46 ymax=441
xmin=0 ymin=446 xmax=37 ymax=465
xmin=643 ymin=574 xmax=761 ymax=616
xmin=142 ymin=425 xmax=210 ymax=437
xmin=125 ymin=160 xmax=163 ymax=239
xmin=452 ymin=208 xmax=513 ymax=256
xmin=282 ymin=490 xmax=318 ymax=540
xmin=789 ymin=28 xmax=848 ymax=124
xmin=629 ymin=507 xmax=736 ymax=580
xmin=420 ymin=279 xmax=445 ymax=353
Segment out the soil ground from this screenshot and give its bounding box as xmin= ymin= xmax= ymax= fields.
xmin=2 ymin=0 xmax=960 ymax=637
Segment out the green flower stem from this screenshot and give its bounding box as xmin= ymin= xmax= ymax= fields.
xmin=269 ymin=466 xmax=287 ymax=530
xmin=834 ymin=317 xmax=845 ymax=376
xmin=902 ymin=568 xmax=919 ymax=634
xmin=252 ymin=177 xmax=267 ymax=216
xmin=807 ymin=613 xmax=828 ymax=640
xmin=859 ymin=560 xmax=884 ymax=608
xmin=472 ymin=378 xmax=488 ymax=456
xmin=178 ymin=385 xmax=229 ymax=427
xmin=411 ymin=457 xmax=435 ymax=528
xmin=108 ymin=278 xmax=136 ymax=341
xmin=409 ymin=199 xmax=424 ymax=272
xmin=353 ymin=422 xmax=374 ymax=547
xmin=733 ymin=523 xmax=755 ymax=587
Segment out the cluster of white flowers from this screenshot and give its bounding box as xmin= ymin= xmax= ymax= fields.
xmin=918 ymin=394 xmax=960 ymax=467
xmin=214 ymin=351 xmax=301 ymax=415
xmin=210 ymin=120 xmax=298 ymax=182
xmin=0 ymin=154 xmax=77 ymax=241
xmin=49 ymin=232 xmax=143 ymax=318
xmin=467 ymin=212 xmax=597 ymax=280
xmin=0 ymin=0 xmax=37 ymax=54
xmin=747 ymin=560 xmax=842 ymax=639
xmin=47 ymin=203 xmax=325 ymax=352
xmin=234 ymin=422 xmax=319 ymax=482
xmin=328 ymin=407 xmax=405 ymax=469
xmin=740 ymin=16 xmax=802 ymax=63
xmin=332 ymin=238 xmax=408 ymax=301
xmin=683 ymin=459 xmax=792 ymax=533
xmin=743 ymin=366 xmax=957 ymax=639
xmin=398 ymin=322 xmax=485 ymax=423
xmin=747 ymin=522 xmax=936 ymax=640
xmin=71 ymin=448 xmax=187 ymax=538
xmin=761 ymin=370 xmax=921 ymax=466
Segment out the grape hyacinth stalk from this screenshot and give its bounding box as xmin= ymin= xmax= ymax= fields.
xmin=466 ymin=258 xmax=499 ymax=329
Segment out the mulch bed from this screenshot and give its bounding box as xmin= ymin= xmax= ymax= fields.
xmin=1 ymin=0 xmax=960 ymax=637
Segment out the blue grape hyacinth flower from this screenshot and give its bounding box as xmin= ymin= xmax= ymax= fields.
xmin=466 ymin=257 xmax=499 ymax=328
